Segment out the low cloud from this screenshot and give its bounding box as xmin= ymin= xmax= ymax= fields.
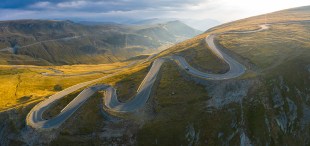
xmin=0 ymin=0 xmax=310 ymax=25
xmin=30 ymin=1 xmax=51 ymax=8
xmin=28 ymin=0 xmax=207 ymax=12
xmin=56 ymin=1 xmax=87 ymax=8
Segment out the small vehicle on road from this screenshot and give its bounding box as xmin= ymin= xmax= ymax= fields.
xmin=185 ymin=66 xmax=189 ymax=71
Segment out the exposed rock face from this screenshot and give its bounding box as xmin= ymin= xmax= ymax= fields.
xmin=98 ymin=121 xmax=137 ymax=145
xmin=206 ymin=79 xmax=258 ymax=109
xmin=178 ymin=66 xmax=310 ymax=145
xmin=302 ymin=104 xmax=310 ymax=129
xmin=306 ymin=65 xmax=310 ymax=73
xmin=272 ymin=86 xmax=285 ymax=108
xmin=240 ymin=131 xmax=252 ymax=146
xmin=287 ymin=98 xmax=297 ymax=129
xmin=0 ymin=119 xmax=10 ymax=146
xmin=185 ymin=123 xmax=200 ymax=146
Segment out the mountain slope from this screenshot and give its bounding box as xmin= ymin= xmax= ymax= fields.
xmin=1 ymin=5 xmax=310 ymax=146
xmin=143 ymin=5 xmax=310 ymax=145
xmin=0 ymin=20 xmax=201 ymax=65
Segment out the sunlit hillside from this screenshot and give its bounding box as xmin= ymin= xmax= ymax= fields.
xmin=0 ymin=5 xmax=310 ymax=146
xmin=140 ymin=5 xmax=310 ymax=145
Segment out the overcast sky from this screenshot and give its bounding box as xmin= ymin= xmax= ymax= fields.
xmin=0 ymin=0 xmax=310 ymax=23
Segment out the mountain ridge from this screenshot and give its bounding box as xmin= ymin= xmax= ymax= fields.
xmin=0 ymin=19 xmax=201 ymax=65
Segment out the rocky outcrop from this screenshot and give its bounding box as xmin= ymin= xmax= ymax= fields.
xmin=205 ymin=79 xmax=258 ymax=109
xmin=185 ymin=123 xmax=200 ymax=146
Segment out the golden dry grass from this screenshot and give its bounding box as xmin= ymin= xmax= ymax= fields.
xmin=217 ymin=23 xmax=310 ymax=70
xmin=52 ymin=61 xmax=129 ymax=74
xmin=0 ymin=62 xmax=131 ymax=111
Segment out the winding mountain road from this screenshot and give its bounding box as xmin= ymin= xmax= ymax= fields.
xmin=27 ymin=24 xmax=269 ymax=129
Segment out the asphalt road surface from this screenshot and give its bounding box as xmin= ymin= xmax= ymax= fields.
xmin=27 ymin=25 xmax=269 ymax=129
xmin=104 ymin=58 xmax=165 ymax=112
xmin=26 ymin=55 xmax=157 ymax=129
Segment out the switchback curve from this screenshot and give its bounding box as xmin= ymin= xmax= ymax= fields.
xmin=26 ymin=24 xmax=269 ymax=129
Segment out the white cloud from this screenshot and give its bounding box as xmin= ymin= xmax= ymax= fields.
xmin=1 ymin=0 xmax=310 ymax=24
xmin=56 ymin=1 xmax=87 ymax=8
xmin=30 ymin=1 xmax=52 ymax=9
xmin=0 ymin=9 xmax=36 ymax=20
xmin=192 ymin=0 xmax=310 ymax=22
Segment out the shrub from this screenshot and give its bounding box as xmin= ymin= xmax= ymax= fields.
xmin=53 ymin=84 xmax=63 ymax=91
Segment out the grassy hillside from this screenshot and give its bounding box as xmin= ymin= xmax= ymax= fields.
xmin=111 ymin=5 xmax=310 ymax=145
xmin=0 ymin=61 xmax=129 ymax=111
xmin=149 ymin=5 xmax=310 ymax=145
xmin=1 ymin=5 xmax=310 ymax=146
xmin=0 ymin=20 xmax=201 ymax=65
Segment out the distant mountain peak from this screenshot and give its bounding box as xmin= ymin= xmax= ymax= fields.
xmin=0 ymin=19 xmax=201 ymax=65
